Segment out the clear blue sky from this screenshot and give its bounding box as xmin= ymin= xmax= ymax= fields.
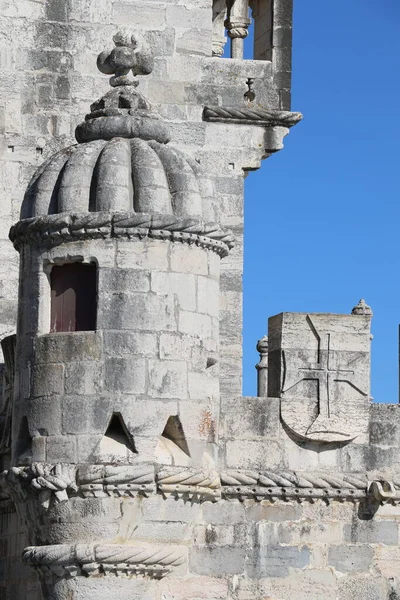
xmin=242 ymin=0 xmax=400 ymax=402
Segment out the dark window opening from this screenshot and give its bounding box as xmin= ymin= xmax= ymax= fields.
xmin=16 ymin=416 xmax=32 ymax=458
xmin=50 ymin=263 xmax=97 ymax=333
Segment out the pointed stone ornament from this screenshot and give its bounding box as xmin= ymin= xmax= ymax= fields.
xmin=351 ymin=298 xmax=373 ymax=316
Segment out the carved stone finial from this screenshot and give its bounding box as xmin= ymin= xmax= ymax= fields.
xmin=256 ymin=335 xmax=268 ymax=355
xmin=351 ymin=299 xmax=373 ymax=316
xmin=75 ymin=31 xmax=169 ymax=144
xmin=97 ymin=30 xmax=153 ymax=87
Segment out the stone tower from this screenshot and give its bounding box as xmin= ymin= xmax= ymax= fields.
xmin=1 ymin=2 xmax=400 ymax=600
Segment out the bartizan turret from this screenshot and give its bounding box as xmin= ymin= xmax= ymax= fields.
xmin=4 ymin=32 xmax=230 ymax=599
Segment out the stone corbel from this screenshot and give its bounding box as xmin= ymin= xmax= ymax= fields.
xmin=368 ymin=480 xmax=400 ymax=504
xmin=203 ymin=106 xmax=302 ymax=155
xmin=1 ymin=463 xmax=77 ymax=509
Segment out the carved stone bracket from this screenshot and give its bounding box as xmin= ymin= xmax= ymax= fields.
xmin=203 ymin=107 xmax=303 ymax=127
xmin=1 ymin=463 xmax=77 ymax=509
xmin=10 ymin=212 xmax=235 ymax=257
xmin=367 ymin=480 xmax=400 ymax=504
xmin=157 ymin=467 xmax=221 ymax=501
xmin=23 ymin=543 xmax=185 ymax=579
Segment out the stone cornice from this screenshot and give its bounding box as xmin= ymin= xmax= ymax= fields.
xmin=3 ymin=463 xmax=400 ymax=506
xmin=9 ymin=212 xmax=235 ymax=257
xmin=203 ymin=106 xmax=303 ymax=128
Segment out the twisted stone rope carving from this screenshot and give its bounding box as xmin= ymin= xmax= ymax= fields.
xmin=2 ymin=463 xmax=77 ymax=507
xmin=221 ymin=470 xmax=374 ymax=501
xmin=9 ymin=212 xmax=235 ymax=257
xmin=221 ymin=470 xmax=367 ymax=488
xmin=78 ymin=464 xmax=155 ymax=497
xmin=157 ymin=467 xmax=221 ymax=500
xmin=203 ymin=107 xmax=303 ymax=127
xmin=23 ymin=543 xmax=184 ymax=579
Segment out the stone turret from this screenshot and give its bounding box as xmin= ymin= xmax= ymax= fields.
xmin=4 ymin=32 xmax=232 ymax=599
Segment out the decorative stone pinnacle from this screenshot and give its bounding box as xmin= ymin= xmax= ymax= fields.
xmin=97 ymin=30 xmax=153 ymax=87
xmin=351 ymin=299 xmax=373 ymax=316
xmin=256 ymin=335 xmax=268 ymax=355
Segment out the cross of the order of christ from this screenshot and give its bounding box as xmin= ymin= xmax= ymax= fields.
xmin=281 ymin=315 xmax=368 ymax=439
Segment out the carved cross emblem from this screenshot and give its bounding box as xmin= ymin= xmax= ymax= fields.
xmin=281 ymin=315 xmax=368 ymax=441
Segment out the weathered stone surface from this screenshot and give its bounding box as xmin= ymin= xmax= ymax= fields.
xmin=2 ymin=3 xmax=399 ymax=600
xmin=268 ymin=311 xmax=371 ymax=443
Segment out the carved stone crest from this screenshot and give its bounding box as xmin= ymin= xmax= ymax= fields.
xmin=268 ymin=310 xmax=372 ymax=443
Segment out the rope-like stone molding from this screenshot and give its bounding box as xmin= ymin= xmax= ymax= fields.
xmin=221 ymin=470 xmax=376 ymax=502
xmin=9 ymin=212 xmax=235 ymax=257
xmin=157 ymin=467 xmax=221 ymax=501
xmin=1 ymin=463 xmax=77 ymax=508
xmin=78 ymin=464 xmax=155 ymax=498
xmin=23 ymin=543 xmax=184 ymax=579
xmin=203 ymin=107 xmax=303 ymax=127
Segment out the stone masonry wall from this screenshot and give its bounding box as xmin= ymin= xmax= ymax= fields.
xmin=0 ymin=0 xmax=280 ymax=401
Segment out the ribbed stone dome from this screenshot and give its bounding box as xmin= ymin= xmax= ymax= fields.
xmin=21 ymin=137 xmax=212 ymax=220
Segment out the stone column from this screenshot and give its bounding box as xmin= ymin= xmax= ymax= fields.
xmin=255 ymin=335 xmax=268 ymax=397
xmin=225 ymin=0 xmax=251 ymax=58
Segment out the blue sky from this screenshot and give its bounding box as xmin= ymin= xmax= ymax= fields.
xmin=242 ymin=0 xmax=400 ymax=402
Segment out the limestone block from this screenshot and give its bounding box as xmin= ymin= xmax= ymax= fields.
xmin=201 ymin=499 xmax=245 ymax=525
xmin=189 ymin=547 xmax=246 ymax=577
xmin=180 ymin=311 xmax=212 ymax=339
xmin=343 ymin=520 xmax=398 ymax=545
xmin=176 ymin=29 xmax=211 ymax=57
xmin=105 ymin=357 xmax=146 ymax=394
xmin=131 ymin=521 xmax=192 ymax=544
xmin=194 ymin=523 xmax=247 ymax=546
xmin=328 ymin=545 xmax=374 ymax=573
xmin=99 ymin=292 xmax=176 ymax=331
xmin=369 ymin=404 xmax=400 ymax=446
xmin=170 ymin=244 xmax=208 ymax=275
xmin=35 ymin=332 xmax=102 ymax=363
xmin=28 ymin=395 xmax=62 ymax=436
xmin=187 ymin=370 xmax=218 ymax=401
xmin=337 ymin=575 xmax=389 ymax=600
xmin=208 ymin=251 xmax=220 ymax=280
xmin=141 ymin=495 xmax=200 ymax=523
xmin=99 ymin=268 xmax=150 ymax=294
xmin=225 ymin=440 xmax=282 ymax=470
xmin=197 ymin=276 xmax=219 ymax=317
xmin=250 ymin=521 xmax=292 ymax=545
xmin=245 ymin=502 xmax=303 ymax=523
xmin=115 ymin=398 xmax=178 ymax=437
xmin=374 ymin=545 xmax=400 ymax=577
xmin=112 ymin=2 xmax=166 ymax=28
xmin=31 ymin=363 xmax=64 ymax=397
xmin=148 ymin=359 xmax=187 ymax=398
xmin=103 ymin=330 xmax=157 ymax=358
xmin=222 ymin=397 xmax=280 ymax=440
xmin=147 ymin=80 xmax=186 ymax=105
xmin=116 ymin=239 xmax=169 ymax=271
xmin=179 ymin=401 xmax=218 ymax=443
xmin=246 ymin=545 xmax=310 ymax=578
xmin=151 ymin=271 xmax=196 ymax=312
xmin=64 ymin=361 xmax=104 ymax=395
xmin=290 ymin=521 xmax=343 ymax=545
xmin=46 ymin=434 xmax=76 ymax=463
xmin=159 ymin=332 xmax=203 ymax=363
xmin=268 ymin=312 xmax=371 ymax=443
xmin=270 ymin=569 xmax=338 ymax=600
xmin=161 ymin=577 xmax=228 ymax=600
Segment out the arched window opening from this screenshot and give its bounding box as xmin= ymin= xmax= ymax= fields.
xmin=50 ymin=263 xmax=97 ymax=333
